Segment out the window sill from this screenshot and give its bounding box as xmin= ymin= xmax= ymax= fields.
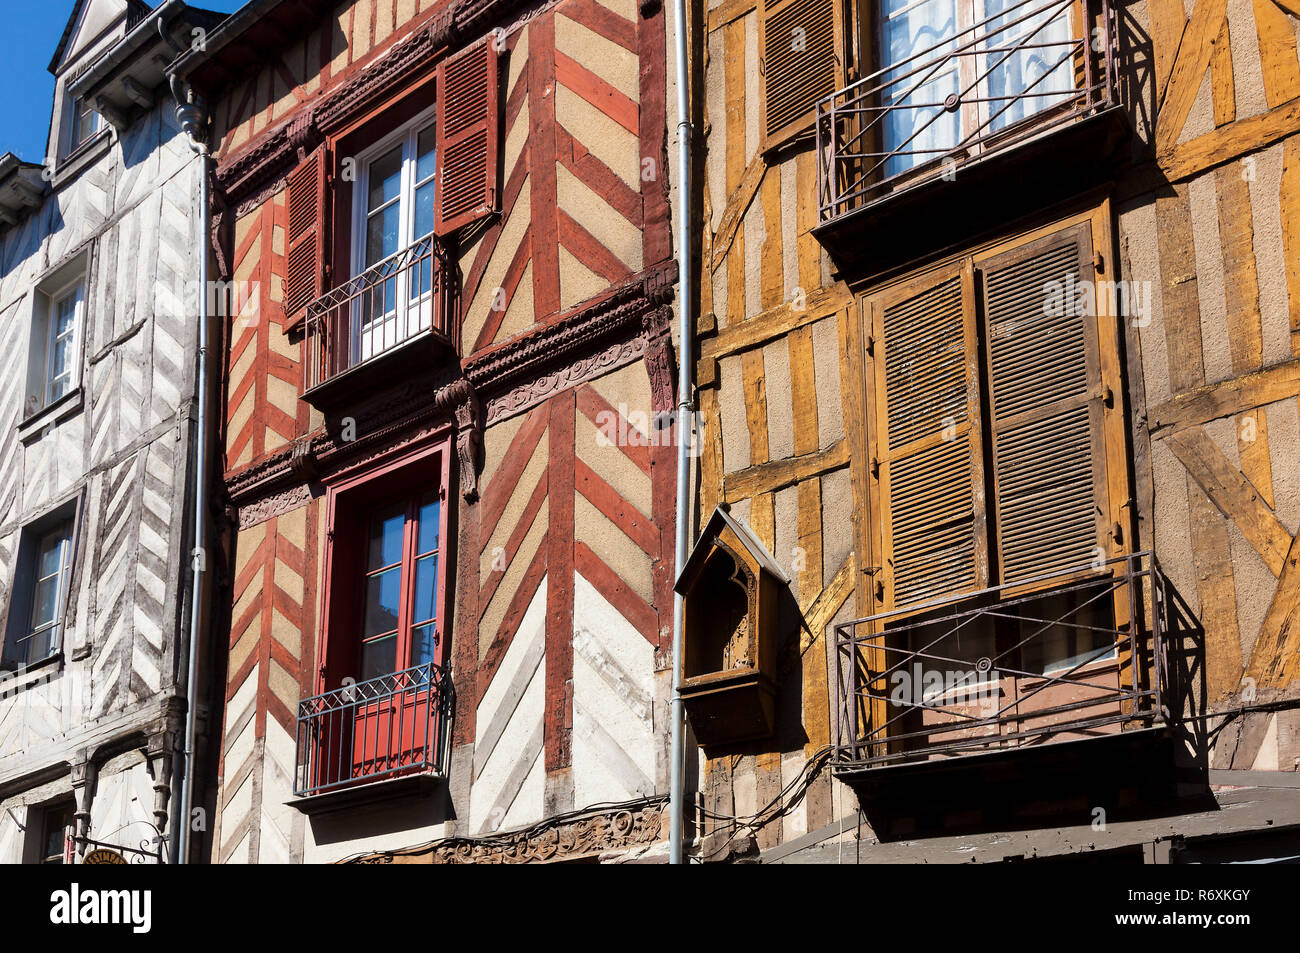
xmin=18 ymin=388 xmax=83 ymax=442
xmin=287 ymin=770 xmax=444 ymax=816
xmin=52 ymin=130 xmax=113 ymax=190
xmin=0 ymin=652 xmax=64 ymax=696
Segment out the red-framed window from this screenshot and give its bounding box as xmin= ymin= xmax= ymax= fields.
xmin=299 ymin=439 xmax=454 ymax=793
xmin=319 ymin=438 xmax=453 ymax=691
xmin=358 ymin=489 xmax=442 ymax=681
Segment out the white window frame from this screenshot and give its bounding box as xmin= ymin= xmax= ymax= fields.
xmin=62 ymin=94 xmax=103 ymax=160
xmin=349 ymin=107 xmax=438 ymax=363
xmin=17 ymin=521 xmax=73 ymax=667
xmin=44 ymin=278 xmax=84 ymax=408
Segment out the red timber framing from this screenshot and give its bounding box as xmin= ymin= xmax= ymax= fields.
xmin=184 ymin=0 xmax=676 ymax=855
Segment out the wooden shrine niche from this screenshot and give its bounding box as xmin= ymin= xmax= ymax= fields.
xmin=675 ymin=504 xmax=789 ymax=748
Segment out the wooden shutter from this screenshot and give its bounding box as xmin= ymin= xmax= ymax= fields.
xmin=869 ymin=263 xmax=987 ymax=610
xmin=979 ymin=224 xmax=1108 ymax=583
xmin=285 ymin=146 xmax=329 ymax=322
xmin=435 ymin=38 xmax=500 ymax=236
xmin=758 ymin=0 xmax=844 ymax=151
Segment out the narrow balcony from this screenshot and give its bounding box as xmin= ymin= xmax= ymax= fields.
xmin=293 ymin=661 xmax=454 ymax=812
xmin=832 ymin=551 xmax=1168 ymax=776
xmin=301 ymin=234 xmax=458 ymax=414
xmin=813 ymin=0 xmax=1129 ymax=275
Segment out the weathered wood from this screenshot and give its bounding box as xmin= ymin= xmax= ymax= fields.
xmin=703 ymin=282 xmax=853 ymax=360
xmin=1187 ymin=478 xmax=1245 ymax=703
xmin=1216 ymin=165 xmax=1274 ymax=506
xmin=724 ymin=439 xmax=851 ymax=502
xmin=1244 ymin=531 xmax=1300 ymax=688
xmin=1167 ymin=426 xmax=1293 ymax=577
xmin=1156 ymin=185 xmax=1206 ymax=392
xmin=708 ymin=0 xmax=758 ymax=31
xmin=1253 ymin=0 xmax=1300 ymax=109
xmin=711 ymin=155 xmax=766 ymax=273
xmin=1156 ymin=0 xmax=1229 ymax=153
xmin=1210 ymin=17 xmax=1235 ymax=127
xmin=1148 ymin=0 xmax=1191 ymax=104
xmin=1160 ymin=95 xmax=1300 ymax=182
xmin=1147 ymin=357 xmax=1300 ymax=436
xmin=1283 ymin=137 xmax=1300 ymax=361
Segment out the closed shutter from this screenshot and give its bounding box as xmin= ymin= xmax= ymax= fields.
xmin=758 ymin=0 xmax=844 ymax=151
xmin=435 ymin=37 xmax=500 ymax=235
xmin=869 ymin=262 xmax=988 ymax=610
xmin=285 ymin=145 xmax=329 ymax=322
xmin=979 ymin=224 xmax=1108 ymax=583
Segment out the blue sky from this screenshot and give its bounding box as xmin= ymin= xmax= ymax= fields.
xmin=0 ymin=0 xmax=249 ymax=163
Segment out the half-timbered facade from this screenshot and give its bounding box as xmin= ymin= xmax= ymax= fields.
xmin=173 ymin=0 xmax=677 ymax=864
xmin=686 ymin=0 xmax=1300 ymax=861
xmin=0 ymin=0 xmax=218 ymax=864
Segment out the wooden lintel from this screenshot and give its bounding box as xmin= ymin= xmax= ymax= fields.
xmin=723 ymin=439 xmax=850 ymax=503
xmin=1148 ymin=357 xmax=1300 ymax=437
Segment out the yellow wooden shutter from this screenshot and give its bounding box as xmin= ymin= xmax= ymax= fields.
xmin=978 ymin=223 xmax=1109 ymax=583
xmin=758 ymin=0 xmax=844 ymax=151
xmin=869 ymin=261 xmax=988 ymax=610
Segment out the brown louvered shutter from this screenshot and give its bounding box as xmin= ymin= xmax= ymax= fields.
xmin=435 ymin=37 xmax=500 ymax=236
xmin=758 ymin=0 xmax=844 ymax=151
xmin=285 ymin=146 xmax=328 ymax=323
xmin=979 ymin=224 xmax=1108 ymax=583
xmin=869 ymin=262 xmax=988 ymax=611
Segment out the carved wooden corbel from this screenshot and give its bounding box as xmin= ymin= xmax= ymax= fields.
xmin=454 ymin=391 xmax=483 ymax=502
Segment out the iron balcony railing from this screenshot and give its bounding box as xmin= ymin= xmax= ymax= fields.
xmin=815 ymin=0 xmax=1119 ymax=221
xmin=832 ymin=552 xmax=1167 ymax=770
xmin=302 ymin=233 xmax=457 ymax=393
xmin=294 ymin=661 xmax=454 ymax=798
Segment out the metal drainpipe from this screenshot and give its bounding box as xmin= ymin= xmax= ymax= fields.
xmin=668 ymin=0 xmax=694 ymax=865
xmin=168 ymin=67 xmax=210 ymax=865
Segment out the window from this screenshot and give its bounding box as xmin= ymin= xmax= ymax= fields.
xmin=351 ymin=113 xmax=438 ymax=362
xmin=299 ymin=443 xmax=453 ymax=796
xmin=45 ymin=281 xmax=83 ymax=406
xmin=358 ymin=490 xmax=442 ymax=681
xmin=67 ymin=96 xmax=102 ymax=156
xmin=24 ymin=259 xmax=87 ymax=420
xmin=2 ymin=518 xmax=74 ymax=669
xmin=287 ymin=35 xmax=500 ymax=394
xmin=876 ymin=0 xmax=1075 ymax=176
xmin=38 ymin=802 xmax=75 ymax=864
xmin=860 ymin=215 xmax=1127 ymax=615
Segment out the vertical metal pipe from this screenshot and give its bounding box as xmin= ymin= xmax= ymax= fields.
xmin=668 ymin=0 xmax=694 ymax=866
xmin=173 ymin=110 xmax=209 ymax=865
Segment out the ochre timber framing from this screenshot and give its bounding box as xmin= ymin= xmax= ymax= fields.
xmin=691 ymin=0 xmax=1300 ymax=860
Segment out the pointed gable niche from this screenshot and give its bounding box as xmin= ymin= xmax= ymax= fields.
xmin=675 ymin=504 xmax=790 ymax=748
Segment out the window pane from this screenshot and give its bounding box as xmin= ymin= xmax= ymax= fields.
xmin=32 ymin=575 xmax=60 ymax=629
xmin=367 ymin=507 xmax=406 ymax=568
xmin=416 ymin=496 xmax=440 ymax=554
xmin=363 ymin=567 xmax=402 ymax=637
xmin=410 ymin=623 xmax=437 ymax=668
xmin=51 ymin=336 xmax=72 ymax=380
xmin=880 ymin=0 xmax=960 ymax=176
xmin=366 ymin=203 xmax=402 ymax=267
xmin=37 ymin=531 xmax=67 ymax=577
xmin=27 ymin=626 xmax=59 ymax=664
xmin=414 ymin=181 xmax=435 ymax=242
xmin=983 ymin=0 xmax=1074 ymax=132
xmin=361 ymin=634 xmax=398 ymax=681
xmin=416 ymin=125 xmax=436 ymax=183
xmin=412 ymin=555 xmax=437 ymax=626
xmin=367 ymin=145 xmax=403 ymax=213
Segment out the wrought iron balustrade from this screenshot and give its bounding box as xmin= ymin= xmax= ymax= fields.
xmin=833 ymin=552 xmax=1167 ymax=770
xmin=815 ymin=0 xmax=1119 ymax=222
xmin=302 ymin=234 xmax=457 ymax=393
xmin=294 ymin=661 xmax=453 ymax=798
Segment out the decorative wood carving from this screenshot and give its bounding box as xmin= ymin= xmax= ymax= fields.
xmin=350 ymin=804 xmax=665 ymax=864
